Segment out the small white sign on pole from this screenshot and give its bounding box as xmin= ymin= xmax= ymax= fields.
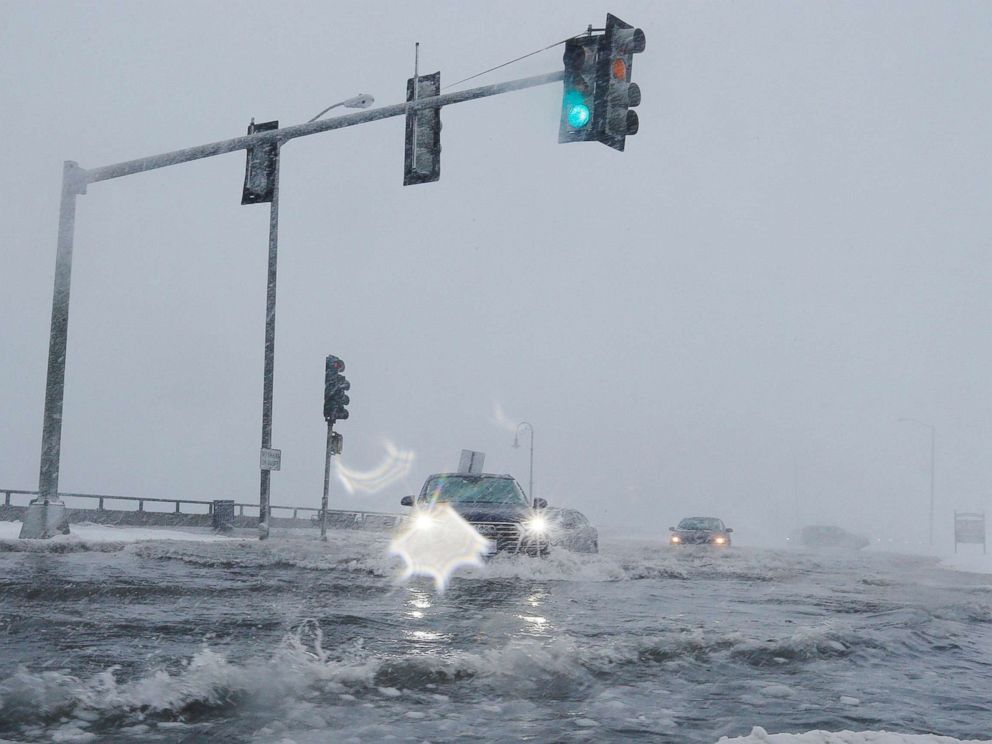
xmin=458 ymin=449 xmax=485 ymax=475
xmin=260 ymin=448 xmax=282 ymax=471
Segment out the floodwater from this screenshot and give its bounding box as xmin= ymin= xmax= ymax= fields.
xmin=1 ymin=528 xmax=990 ymax=743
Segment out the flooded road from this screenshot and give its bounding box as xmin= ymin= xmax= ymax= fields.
xmin=1 ymin=529 xmax=990 ymax=743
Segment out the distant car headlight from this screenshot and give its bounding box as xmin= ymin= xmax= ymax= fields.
xmin=714 ymin=536 xmax=726 ymax=545
xmin=670 ymin=535 xmax=681 ymax=544
xmin=523 ymin=515 xmax=549 ymax=535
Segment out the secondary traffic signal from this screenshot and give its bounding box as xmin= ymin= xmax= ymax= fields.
xmin=597 ymin=14 xmax=646 ymax=151
xmin=324 ymin=355 xmax=351 ymax=423
xmin=558 ymin=34 xmax=601 ymax=144
xmin=404 ymin=71 xmax=442 ymax=185
xmin=241 ymin=119 xmax=279 ymax=204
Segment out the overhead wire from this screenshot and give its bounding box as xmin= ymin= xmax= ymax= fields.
xmin=442 ymin=31 xmax=590 ymax=91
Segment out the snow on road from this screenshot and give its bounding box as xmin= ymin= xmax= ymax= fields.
xmin=720 ymin=727 xmax=990 ymax=743
xmin=0 ymin=520 xmax=233 ymax=544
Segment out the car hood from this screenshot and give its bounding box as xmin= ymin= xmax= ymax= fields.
xmin=445 ymin=503 xmax=528 ymax=523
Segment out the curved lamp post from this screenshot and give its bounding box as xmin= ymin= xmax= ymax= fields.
xmin=512 ymin=421 xmax=534 ymax=501
xmin=899 ymin=417 xmax=935 ymax=545
xmin=307 ymin=94 xmax=375 ymax=123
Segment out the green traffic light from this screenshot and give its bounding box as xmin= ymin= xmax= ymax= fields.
xmin=564 ymin=90 xmax=591 ymax=129
xmin=568 ymin=103 xmax=591 ymax=129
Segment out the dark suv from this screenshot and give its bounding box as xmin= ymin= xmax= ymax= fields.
xmin=669 ymin=517 xmax=733 ymax=546
xmin=401 ymin=473 xmax=550 ymax=556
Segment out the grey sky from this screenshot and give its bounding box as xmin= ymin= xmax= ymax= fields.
xmin=1 ymin=1 xmax=990 ymax=543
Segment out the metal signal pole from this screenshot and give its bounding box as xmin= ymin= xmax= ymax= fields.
xmin=258 ymin=146 xmax=281 ymax=540
xmin=321 ymin=422 xmax=333 ymax=541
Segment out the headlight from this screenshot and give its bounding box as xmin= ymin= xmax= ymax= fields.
xmin=413 ymin=512 xmax=435 ymax=531
xmin=714 ymin=536 xmax=726 ymax=545
xmin=523 ymin=515 xmax=549 ymax=535
xmin=670 ymin=535 xmax=681 ymax=544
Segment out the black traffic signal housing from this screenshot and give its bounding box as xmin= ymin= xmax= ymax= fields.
xmin=559 ymin=34 xmax=601 ymax=144
xmin=404 ymin=71 xmax=442 ymax=185
xmin=324 ymin=355 xmax=351 ymax=423
xmin=241 ymin=119 xmax=279 ymax=204
xmin=596 ymin=14 xmax=646 ymax=151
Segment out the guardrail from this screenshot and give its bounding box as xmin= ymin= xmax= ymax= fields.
xmin=0 ymin=488 xmax=404 ymax=529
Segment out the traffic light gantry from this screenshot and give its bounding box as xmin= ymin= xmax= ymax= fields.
xmin=27 ymin=13 xmax=643 ymax=539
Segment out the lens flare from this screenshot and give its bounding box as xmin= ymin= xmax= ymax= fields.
xmin=524 ymin=514 xmax=549 ymax=535
xmin=489 ymin=401 xmax=521 ymax=433
xmin=389 ymin=503 xmax=490 ymax=592
xmin=335 ymin=440 xmax=415 ymax=495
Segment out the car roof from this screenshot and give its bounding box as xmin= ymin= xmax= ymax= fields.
xmin=427 ymin=473 xmax=515 ymax=480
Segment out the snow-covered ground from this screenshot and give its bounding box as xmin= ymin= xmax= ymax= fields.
xmin=720 ymin=727 xmax=990 ymax=743
xmin=939 ymin=550 xmax=992 ymax=577
xmin=0 ymin=520 xmax=233 ymax=543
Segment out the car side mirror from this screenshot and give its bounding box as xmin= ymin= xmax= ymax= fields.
xmin=669 ymin=526 xmax=676 ymax=531
xmin=726 ymin=527 xmax=733 ymax=533
xmin=533 ymin=498 xmax=548 ymax=510
xmin=400 ymin=495 xmax=414 ymax=507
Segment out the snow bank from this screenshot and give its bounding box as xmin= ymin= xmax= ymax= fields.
xmin=718 ymin=726 xmax=991 ymax=743
xmin=0 ymin=520 xmax=232 ymax=543
xmin=939 ymin=552 xmax=992 ymax=577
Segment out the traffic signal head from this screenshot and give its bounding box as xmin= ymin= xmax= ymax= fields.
xmin=597 ymin=14 xmax=646 ymax=151
xmin=241 ymin=119 xmax=279 ymax=204
xmin=404 ymin=71 xmax=442 ymax=185
xmin=324 ymin=355 xmax=351 ymax=423
xmin=559 ymin=35 xmax=601 ymax=144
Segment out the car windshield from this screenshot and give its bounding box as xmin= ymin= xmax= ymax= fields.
xmin=422 ymin=475 xmax=527 ymax=506
xmin=678 ymin=517 xmax=723 ymax=531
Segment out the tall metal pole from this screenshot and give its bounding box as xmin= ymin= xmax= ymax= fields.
xmin=528 ymin=426 xmax=534 ymax=502
xmin=929 ymin=425 xmax=936 ymax=546
xmin=513 ymin=421 xmax=534 ymax=501
xmin=258 ymin=146 xmax=281 ymax=540
xmin=321 ymin=422 xmax=333 ymax=541
xmin=21 ymin=162 xmax=86 ymax=538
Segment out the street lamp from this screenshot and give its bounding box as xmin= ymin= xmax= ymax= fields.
xmin=898 ymin=417 xmax=936 ymax=545
xmin=307 ymin=94 xmax=375 ymax=123
xmin=512 ymin=422 xmax=534 ymax=502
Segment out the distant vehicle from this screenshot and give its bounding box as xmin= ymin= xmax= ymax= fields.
xmin=792 ymin=524 xmax=869 ymax=550
xmin=401 ymin=473 xmax=550 ymax=556
xmin=546 ymin=507 xmax=599 ymax=553
xmin=669 ymin=517 xmax=733 ymax=547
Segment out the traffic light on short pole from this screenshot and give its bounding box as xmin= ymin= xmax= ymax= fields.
xmin=596 ymin=14 xmax=645 ymax=151
xmin=324 ymin=355 xmax=350 ymax=423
